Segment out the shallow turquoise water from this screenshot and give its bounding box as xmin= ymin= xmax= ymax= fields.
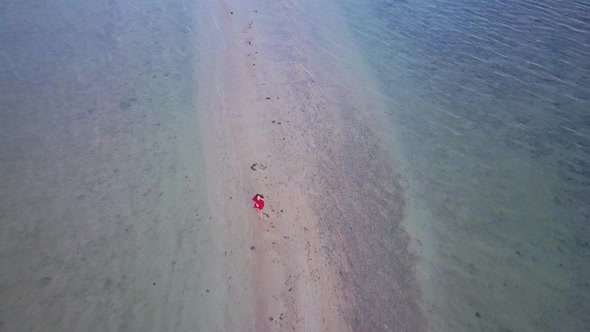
xmin=0 ymin=1 xmax=222 ymax=330
xmin=339 ymin=0 xmax=590 ymax=330
xmin=1 ymin=0 xmax=588 ymax=330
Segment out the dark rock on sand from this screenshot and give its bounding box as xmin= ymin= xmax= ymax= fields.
xmin=37 ymin=277 xmax=51 ymax=287
xmin=475 ymin=312 xmax=481 ymax=318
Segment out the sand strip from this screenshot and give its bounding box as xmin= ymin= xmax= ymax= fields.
xmin=195 ymin=0 xmax=425 ymax=330
xmin=194 ymin=1 xmax=353 ymax=330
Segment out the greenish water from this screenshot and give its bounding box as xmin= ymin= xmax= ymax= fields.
xmin=1 ymin=0 xmax=588 ymax=330
xmin=339 ymin=0 xmax=590 ymax=330
xmin=0 ymin=1 xmax=223 ymax=330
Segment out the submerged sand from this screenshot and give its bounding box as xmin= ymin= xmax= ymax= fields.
xmin=1 ymin=0 xmax=425 ymax=331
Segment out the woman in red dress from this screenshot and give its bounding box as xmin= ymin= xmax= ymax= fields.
xmin=252 ymin=194 xmax=265 ymax=220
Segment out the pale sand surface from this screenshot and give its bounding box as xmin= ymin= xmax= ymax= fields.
xmin=197 ymin=0 xmax=425 ymax=330
xmin=1 ymin=0 xmax=425 ymax=331
xmin=194 ymin=1 xmax=352 ymax=330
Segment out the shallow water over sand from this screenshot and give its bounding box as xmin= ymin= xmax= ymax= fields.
xmin=338 ymin=0 xmax=590 ymax=330
xmin=2 ymin=0 xmax=588 ymax=331
xmin=0 ymin=1 xmax=236 ymax=330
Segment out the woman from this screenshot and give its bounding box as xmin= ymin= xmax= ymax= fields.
xmin=252 ymin=194 xmax=265 ymax=220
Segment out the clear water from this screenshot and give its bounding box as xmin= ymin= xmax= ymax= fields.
xmin=0 ymin=1 xmax=227 ymax=330
xmin=338 ymin=0 xmax=590 ymax=330
xmin=2 ymin=0 xmax=588 ymax=330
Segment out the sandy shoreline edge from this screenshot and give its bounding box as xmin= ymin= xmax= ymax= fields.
xmin=195 ymin=0 xmax=425 ymax=330
xmin=194 ymin=1 xmax=354 ymax=330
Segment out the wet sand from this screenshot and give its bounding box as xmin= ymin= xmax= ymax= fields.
xmin=196 ymin=0 xmax=426 ymax=330
xmin=1 ymin=0 xmax=425 ymax=331
xmin=193 ymin=1 xmax=353 ymax=329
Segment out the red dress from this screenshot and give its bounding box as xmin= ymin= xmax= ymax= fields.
xmin=252 ymin=196 xmax=264 ymax=210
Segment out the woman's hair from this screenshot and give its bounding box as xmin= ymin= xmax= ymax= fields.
xmin=257 ymin=194 xmax=264 ymax=199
